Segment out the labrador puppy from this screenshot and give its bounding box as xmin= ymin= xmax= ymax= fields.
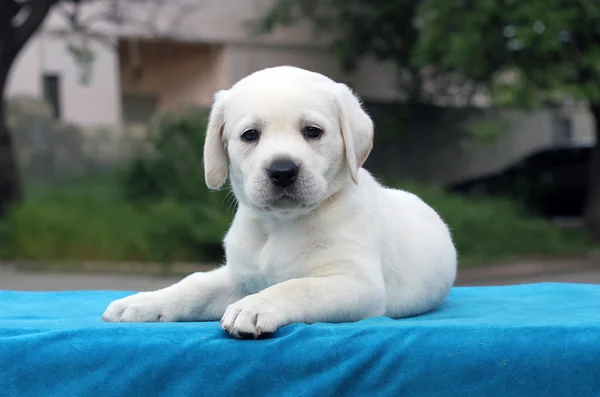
xmin=102 ymin=66 xmax=457 ymax=338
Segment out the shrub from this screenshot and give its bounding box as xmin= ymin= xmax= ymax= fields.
xmin=0 ymin=181 xmax=151 ymax=261
xmin=0 ymin=108 xmax=596 ymax=267
xmin=1 ymin=177 xmax=595 ymax=266
xmin=121 ymin=107 xmax=217 ymax=203
xmin=0 ymin=180 xmax=234 ymax=263
xmin=118 ymin=107 xmax=234 ymax=263
xmin=397 ymin=181 xmax=596 ymax=266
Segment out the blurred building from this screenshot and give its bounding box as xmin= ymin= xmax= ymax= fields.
xmin=5 ymin=0 xmax=597 ymax=216
xmin=6 ymin=0 xmax=400 ymax=126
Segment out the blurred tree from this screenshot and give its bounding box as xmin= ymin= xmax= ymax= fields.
xmin=256 ymin=0 xmax=600 ymax=240
xmin=0 ymin=0 xmax=55 ymax=217
xmin=254 ymin=0 xmax=476 ymax=103
xmin=412 ymin=0 xmax=600 ymax=239
xmin=0 ymin=0 xmax=198 ymax=218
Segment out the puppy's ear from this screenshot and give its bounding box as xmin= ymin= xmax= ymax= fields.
xmin=204 ymin=90 xmax=230 ymax=190
xmin=335 ymin=83 xmax=374 ymax=184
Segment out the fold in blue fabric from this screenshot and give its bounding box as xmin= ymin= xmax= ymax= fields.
xmin=1 ymin=283 xmax=599 ymax=397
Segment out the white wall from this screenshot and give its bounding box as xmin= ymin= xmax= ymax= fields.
xmin=6 ymin=31 xmax=121 ymax=126
xmin=6 ymin=35 xmax=43 ymax=98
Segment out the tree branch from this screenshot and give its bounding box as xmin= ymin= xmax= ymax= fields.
xmin=7 ymin=0 xmax=27 ymax=20
xmin=80 ymin=11 xmax=160 ymax=36
xmin=165 ymin=4 xmax=198 ymax=37
xmin=12 ymin=0 xmax=56 ymax=54
xmin=1 ymin=0 xmax=22 ymax=37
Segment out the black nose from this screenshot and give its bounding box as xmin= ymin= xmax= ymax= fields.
xmin=268 ymin=159 xmax=299 ymax=188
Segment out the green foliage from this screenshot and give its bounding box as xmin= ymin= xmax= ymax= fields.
xmin=0 ymin=108 xmax=596 ymax=267
xmin=414 ymin=0 xmax=600 ymax=105
xmin=0 ymin=176 xmax=596 ymax=267
xmin=0 ymin=108 xmax=234 ymax=265
xmin=0 ymin=181 xmax=152 ymax=261
xmin=122 ymin=107 xmax=213 ymax=203
xmin=119 ymin=107 xmax=234 ymax=263
xmin=0 ymin=181 xmax=226 ymax=263
xmin=66 ymin=39 xmax=96 ymax=85
xmin=465 ymin=119 xmax=511 ymax=145
xmin=120 ymin=107 xmax=234 ymax=240
xmin=257 ymin=0 xmax=600 ymax=240
xmin=393 ymin=181 xmax=597 ymax=266
xmin=257 ymin=0 xmax=600 ymax=107
xmin=252 ymin=0 xmax=424 ymax=98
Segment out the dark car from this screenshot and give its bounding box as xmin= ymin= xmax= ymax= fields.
xmin=447 ymin=144 xmax=592 ymax=218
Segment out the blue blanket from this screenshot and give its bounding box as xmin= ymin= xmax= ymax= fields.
xmin=1 ymin=283 xmax=599 ymax=397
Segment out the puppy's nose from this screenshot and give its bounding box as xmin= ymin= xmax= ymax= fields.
xmin=268 ymin=159 xmax=299 ymax=188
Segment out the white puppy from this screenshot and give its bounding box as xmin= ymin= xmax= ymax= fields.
xmin=102 ymin=66 xmax=457 ymax=338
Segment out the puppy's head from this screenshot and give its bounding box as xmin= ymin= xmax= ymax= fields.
xmin=204 ymin=66 xmax=373 ymax=217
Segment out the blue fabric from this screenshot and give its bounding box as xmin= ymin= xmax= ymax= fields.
xmin=1 ymin=283 xmax=599 ymax=397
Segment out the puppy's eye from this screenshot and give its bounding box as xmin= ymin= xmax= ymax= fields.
xmin=304 ymin=126 xmax=323 ymax=139
xmin=241 ymin=129 xmax=260 ymax=142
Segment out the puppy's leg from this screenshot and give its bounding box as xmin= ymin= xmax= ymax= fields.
xmin=102 ymin=266 xmax=246 ymax=322
xmin=221 ymin=272 xmax=385 ymax=338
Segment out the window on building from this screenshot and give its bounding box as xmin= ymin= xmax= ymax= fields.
xmin=42 ymin=73 xmax=61 ymax=119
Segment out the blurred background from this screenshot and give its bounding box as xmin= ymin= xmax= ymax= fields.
xmin=1 ymin=0 xmax=599 ymax=290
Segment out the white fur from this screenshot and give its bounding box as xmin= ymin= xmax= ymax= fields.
xmin=102 ymin=66 xmax=457 ymax=339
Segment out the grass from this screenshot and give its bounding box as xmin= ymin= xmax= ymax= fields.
xmin=0 ymin=178 xmax=596 ymax=268
xmin=399 ymin=181 xmax=597 ymax=266
xmin=0 ymin=178 xmax=231 ymax=265
xmin=1 ymin=181 xmax=153 ymax=262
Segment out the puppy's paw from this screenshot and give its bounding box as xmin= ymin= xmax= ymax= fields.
xmin=220 ymin=295 xmax=284 ymax=339
xmin=101 ymin=291 xmax=175 ymax=322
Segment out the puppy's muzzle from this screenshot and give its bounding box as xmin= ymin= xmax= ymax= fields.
xmin=268 ymin=159 xmax=299 ymax=188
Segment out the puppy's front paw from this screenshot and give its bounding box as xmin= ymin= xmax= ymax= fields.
xmin=101 ymin=292 xmax=174 ymax=322
xmin=221 ymin=295 xmax=284 ymax=339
